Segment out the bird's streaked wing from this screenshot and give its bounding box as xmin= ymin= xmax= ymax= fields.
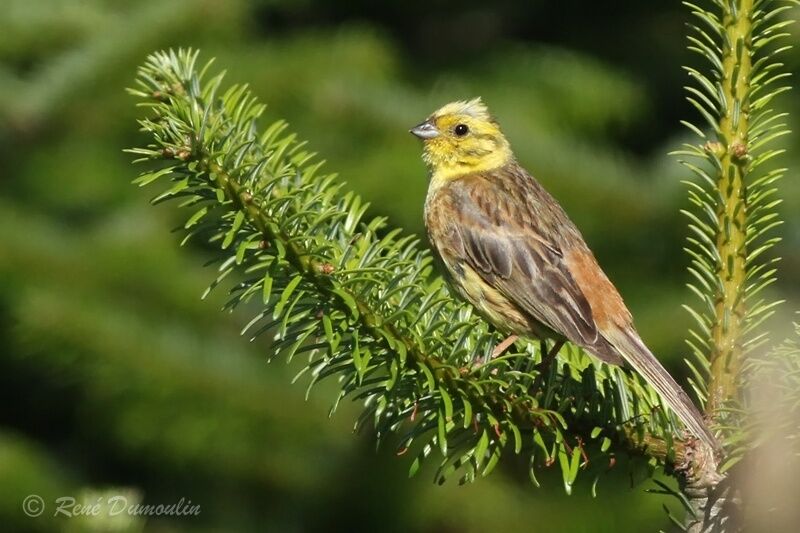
xmin=446 ymin=172 xmax=623 ymax=364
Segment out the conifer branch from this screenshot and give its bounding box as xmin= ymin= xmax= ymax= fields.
xmin=679 ymin=0 xmax=795 ymax=436
xmin=677 ymin=0 xmax=796 ymax=530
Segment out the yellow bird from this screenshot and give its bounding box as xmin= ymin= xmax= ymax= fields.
xmin=411 ymin=98 xmax=718 ymax=452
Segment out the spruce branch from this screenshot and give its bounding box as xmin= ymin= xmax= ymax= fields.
xmin=677 ymin=0 xmax=796 ymax=530
xmin=679 ymin=0 xmax=795 ymax=447
xmin=128 ymin=49 xmax=703 ymax=494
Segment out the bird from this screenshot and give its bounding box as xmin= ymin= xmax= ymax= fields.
xmin=410 ymin=97 xmax=719 ymax=453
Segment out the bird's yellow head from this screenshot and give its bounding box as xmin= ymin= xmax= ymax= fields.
xmin=410 ymin=98 xmax=512 ymax=184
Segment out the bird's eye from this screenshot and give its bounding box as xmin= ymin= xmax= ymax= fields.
xmin=454 ymin=124 xmax=469 ymax=137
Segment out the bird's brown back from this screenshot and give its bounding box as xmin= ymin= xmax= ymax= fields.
xmin=425 ymin=161 xmax=633 ymax=362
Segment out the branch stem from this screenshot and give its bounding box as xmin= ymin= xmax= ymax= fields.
xmin=706 ymin=0 xmax=752 ymax=419
xmin=683 ymin=1 xmax=755 ymax=529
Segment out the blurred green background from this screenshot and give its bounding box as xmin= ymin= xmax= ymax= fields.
xmin=1 ymin=0 xmax=798 ymax=531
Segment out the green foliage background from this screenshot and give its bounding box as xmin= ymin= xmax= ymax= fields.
xmin=0 ymin=1 xmax=797 ymax=531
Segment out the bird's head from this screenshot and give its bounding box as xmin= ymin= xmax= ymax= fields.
xmin=410 ymin=98 xmax=512 ymax=182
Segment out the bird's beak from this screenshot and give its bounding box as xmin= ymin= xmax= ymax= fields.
xmin=409 ymin=120 xmax=439 ymax=140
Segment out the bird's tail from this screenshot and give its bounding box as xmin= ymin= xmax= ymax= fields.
xmin=601 ymin=327 xmax=720 ymax=454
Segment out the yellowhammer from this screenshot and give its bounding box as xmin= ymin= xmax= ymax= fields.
xmin=412 ymin=98 xmax=717 ymax=451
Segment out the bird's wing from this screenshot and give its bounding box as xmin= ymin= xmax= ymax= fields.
xmin=447 ymin=173 xmax=622 ymax=364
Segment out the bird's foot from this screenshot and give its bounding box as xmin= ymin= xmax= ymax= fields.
xmin=460 ymin=335 xmax=519 ymax=374
xmin=490 ymin=334 xmax=519 ymax=359
xmin=535 ymin=339 xmax=565 ymax=373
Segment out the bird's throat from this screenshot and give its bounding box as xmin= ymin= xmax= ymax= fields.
xmin=427 ymin=147 xmax=512 ymax=189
